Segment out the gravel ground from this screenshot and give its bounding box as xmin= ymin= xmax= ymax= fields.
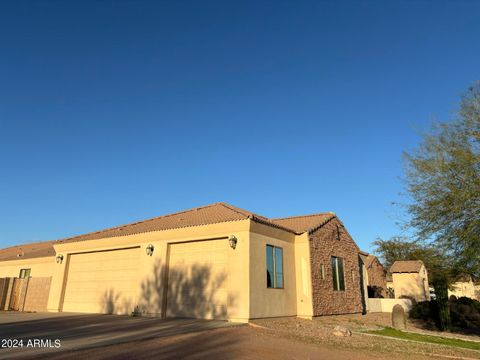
xmin=37 ymin=325 xmax=452 ymax=360
xmin=251 ymin=314 xmax=480 ymax=359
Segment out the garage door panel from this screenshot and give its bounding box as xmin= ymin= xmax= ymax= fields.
xmin=166 ymin=239 xmax=228 ymax=320
xmin=62 ymin=247 xmax=140 ymax=314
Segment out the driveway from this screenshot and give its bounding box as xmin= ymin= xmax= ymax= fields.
xmin=0 ymin=312 xmax=239 ymax=359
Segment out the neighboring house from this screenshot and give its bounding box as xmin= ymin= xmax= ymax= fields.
xmin=359 ymin=252 xmax=387 ymax=298
xmin=390 ymin=260 xmax=430 ymax=302
xmin=449 ymin=275 xmax=480 ymax=301
xmin=0 ymin=202 xmax=365 ymax=321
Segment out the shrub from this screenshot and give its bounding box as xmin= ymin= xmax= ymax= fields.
xmin=409 ymin=301 xmax=435 ymax=320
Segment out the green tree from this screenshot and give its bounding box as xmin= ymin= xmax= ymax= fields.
xmin=404 ymin=82 xmax=480 ymax=277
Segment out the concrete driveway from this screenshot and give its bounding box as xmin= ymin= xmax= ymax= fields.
xmin=0 ymin=312 xmax=240 ymax=359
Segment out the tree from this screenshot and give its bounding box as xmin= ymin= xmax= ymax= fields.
xmin=404 ymin=82 xmax=480 ymax=277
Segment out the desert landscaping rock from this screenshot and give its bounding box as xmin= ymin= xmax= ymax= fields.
xmin=333 ymin=325 xmax=352 ymax=337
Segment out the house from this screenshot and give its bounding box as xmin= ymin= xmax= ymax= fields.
xmin=359 ymin=252 xmax=387 ymax=298
xmin=449 ymin=275 xmax=480 ymax=301
xmin=390 ymin=260 xmax=430 ymax=302
xmin=0 ymin=202 xmax=365 ymax=322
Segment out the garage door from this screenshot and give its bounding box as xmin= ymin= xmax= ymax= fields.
xmin=166 ymin=239 xmax=228 ymax=319
xmin=62 ymin=247 xmax=140 ymax=314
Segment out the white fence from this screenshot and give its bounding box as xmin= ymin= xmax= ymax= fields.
xmin=367 ymin=298 xmax=413 ymax=313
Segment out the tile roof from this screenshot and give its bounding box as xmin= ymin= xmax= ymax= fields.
xmin=359 ymin=252 xmax=376 ymax=268
xmin=0 ymin=241 xmax=56 ymax=262
xmin=58 ymin=202 xmax=270 ymax=243
xmin=270 ymin=213 xmax=336 ymax=234
xmin=0 ymin=202 xmax=339 ymax=260
xmin=390 ymin=260 xmax=424 ymax=273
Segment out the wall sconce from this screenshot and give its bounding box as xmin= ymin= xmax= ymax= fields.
xmin=228 ymin=235 xmax=237 ymax=249
xmin=56 ymin=255 xmax=64 ymax=264
xmin=146 ymin=244 xmax=154 ymax=256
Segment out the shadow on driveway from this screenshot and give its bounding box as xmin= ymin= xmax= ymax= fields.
xmin=0 ymin=312 xmax=240 ymax=359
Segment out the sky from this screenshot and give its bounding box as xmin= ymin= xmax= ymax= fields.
xmin=0 ymin=1 xmax=479 ymax=252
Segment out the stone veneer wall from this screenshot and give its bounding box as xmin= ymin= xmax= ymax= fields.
xmin=309 ymin=217 xmax=364 ymax=316
xmin=367 ymin=258 xmax=387 ymax=298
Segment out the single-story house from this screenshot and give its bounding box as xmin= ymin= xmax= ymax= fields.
xmin=0 ymin=202 xmax=366 ymax=322
xmin=359 ymin=252 xmax=387 ymax=298
xmin=449 ymin=275 xmax=480 ymax=301
xmin=390 ymin=260 xmax=430 ymax=302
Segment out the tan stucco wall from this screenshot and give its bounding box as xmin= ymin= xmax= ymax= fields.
xmin=248 ymin=222 xmax=297 ymax=319
xmin=48 ymin=220 xmax=252 ymax=321
xmin=3 ymin=219 xmax=319 ymax=321
xmin=0 ymin=256 xmax=54 ymax=278
xmin=294 ymin=233 xmax=314 ymax=318
xmin=392 ymin=265 xmax=430 ymax=302
xmin=449 ymin=281 xmax=480 ymax=300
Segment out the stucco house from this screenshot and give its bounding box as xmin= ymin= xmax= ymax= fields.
xmin=449 ymin=275 xmax=480 ymax=301
xmin=359 ymin=252 xmax=387 ymax=298
xmin=390 ymin=260 xmax=430 ymax=302
xmin=0 ymin=202 xmax=365 ymax=322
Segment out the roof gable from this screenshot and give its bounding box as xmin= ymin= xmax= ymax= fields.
xmin=270 ymin=213 xmax=336 ymax=234
xmin=390 ymin=260 xmax=424 ymax=273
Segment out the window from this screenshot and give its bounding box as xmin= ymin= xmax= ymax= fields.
xmin=320 ymin=263 xmax=325 ymax=280
xmin=331 ymin=256 xmax=345 ymax=291
xmin=266 ymin=245 xmax=283 ymax=288
xmin=19 ymin=268 xmax=31 ymax=279
xmin=335 ymin=225 xmax=341 ymax=240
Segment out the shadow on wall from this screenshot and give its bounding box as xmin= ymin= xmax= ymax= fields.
xmin=101 ymin=259 xmax=231 ymax=319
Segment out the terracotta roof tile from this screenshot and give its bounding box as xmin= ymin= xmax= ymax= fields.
xmin=0 ymin=203 xmax=339 ymax=260
xmin=59 ymin=202 xmax=260 ymax=243
xmin=390 ymin=260 xmax=424 ymax=273
xmin=270 ymin=213 xmax=336 ymax=234
xmin=0 ymin=241 xmax=56 ymax=262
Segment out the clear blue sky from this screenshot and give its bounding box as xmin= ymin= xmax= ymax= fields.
xmin=1 ymin=1 xmax=479 ymax=252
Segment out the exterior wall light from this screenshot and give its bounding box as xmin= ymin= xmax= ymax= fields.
xmin=228 ymin=235 xmax=237 ymax=249
xmin=146 ymin=244 xmax=154 ymax=256
xmin=56 ymin=255 xmax=64 ymax=264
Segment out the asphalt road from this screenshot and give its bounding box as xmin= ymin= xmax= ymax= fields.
xmin=0 ymin=312 xmax=238 ymax=359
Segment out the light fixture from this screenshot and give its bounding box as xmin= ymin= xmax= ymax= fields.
xmin=56 ymin=255 xmax=64 ymax=264
xmin=146 ymin=244 xmax=154 ymax=256
xmin=228 ymin=235 xmax=237 ymax=249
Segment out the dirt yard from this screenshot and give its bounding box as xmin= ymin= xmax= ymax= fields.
xmin=37 ymin=314 xmax=480 ymax=360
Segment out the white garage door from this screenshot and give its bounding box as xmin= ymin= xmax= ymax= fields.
xmin=166 ymin=239 xmax=228 ymax=319
xmin=62 ymin=247 xmax=140 ymax=314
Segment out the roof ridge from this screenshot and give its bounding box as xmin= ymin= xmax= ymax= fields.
xmin=272 ymin=212 xmax=335 ymax=221
xmin=59 ymin=202 xmax=225 ymax=242
xmin=216 ymin=202 xmax=253 ymax=218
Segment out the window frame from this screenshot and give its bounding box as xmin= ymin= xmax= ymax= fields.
xmin=19 ymin=268 xmax=31 ymax=279
xmin=266 ymin=245 xmax=284 ymax=289
xmin=331 ymin=256 xmax=345 ymax=291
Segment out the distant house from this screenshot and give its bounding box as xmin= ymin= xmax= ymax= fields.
xmin=449 ymin=275 xmax=480 ymax=301
xmin=359 ymin=252 xmax=387 ymax=298
xmin=390 ymin=260 xmax=430 ymax=302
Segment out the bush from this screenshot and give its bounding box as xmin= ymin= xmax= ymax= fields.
xmin=409 ymin=300 xmax=435 ymax=320
xmin=409 ymin=298 xmax=480 ymax=333
xmin=450 ymin=298 xmax=480 ymax=331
